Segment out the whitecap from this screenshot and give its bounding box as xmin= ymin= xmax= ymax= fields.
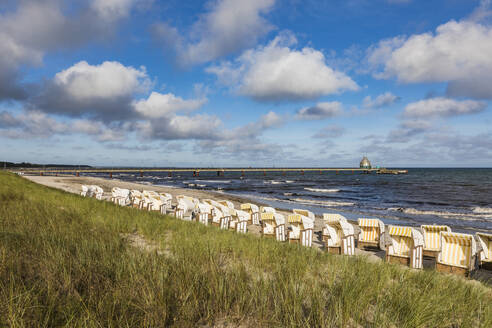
xmin=304 ymin=187 xmax=340 ymax=193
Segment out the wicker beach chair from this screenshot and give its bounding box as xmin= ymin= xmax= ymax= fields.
xmin=196 ymin=203 xmax=213 ymax=225
xmin=143 ymin=191 xmax=165 ymax=211
xmin=323 ymin=213 xmax=355 ymax=255
xmin=261 ymin=212 xmax=286 ymax=241
xmin=476 ymin=232 xmax=492 ymax=269
xmin=175 ymin=196 xmax=197 ymax=221
xmin=436 ymin=231 xmax=477 ymax=276
xmin=111 ymin=187 xmax=131 ymax=206
xmin=421 ymin=225 xmax=451 ymax=258
xmin=91 ymin=185 xmax=104 ymax=200
xmin=158 ymin=192 xmax=173 ymax=214
xmin=240 ymin=203 xmax=260 ymax=225
xmin=357 ymin=218 xmax=385 ymax=250
xmin=235 ymin=209 xmax=249 ymax=234
xmin=218 ymin=200 xmax=235 ymax=209
xmin=81 ymin=185 xmax=89 ymax=197
xmin=386 ymin=225 xmax=424 ymax=269
xmin=288 ymin=212 xmax=314 ymax=247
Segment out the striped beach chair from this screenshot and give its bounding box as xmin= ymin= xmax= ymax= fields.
xmin=197 ymin=203 xmax=214 ymax=225
xmin=357 ymin=218 xmax=385 ymax=250
xmin=476 ymin=232 xmax=492 ymax=269
xmin=240 ymin=203 xmax=260 ymax=225
xmin=261 ymin=212 xmax=286 ymax=241
xmin=287 ymin=213 xmax=314 ymax=247
xmin=386 ymin=225 xmax=424 ymax=269
xmin=235 ymin=209 xmax=249 ymax=234
xmin=323 ymin=213 xmax=355 ymax=255
xmin=421 ymin=225 xmax=451 ymax=258
xmin=437 ymin=232 xmax=477 ymax=276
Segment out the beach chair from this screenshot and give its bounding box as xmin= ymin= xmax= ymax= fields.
xmin=261 ymin=212 xmax=286 ymax=241
xmin=175 ymin=197 xmax=197 ymax=221
xmin=142 ymin=191 xmax=164 ymax=211
xmin=91 ymin=185 xmax=104 ymax=200
xmin=476 ymin=233 xmax=492 ymax=269
xmin=111 ymin=187 xmax=131 ymax=206
xmin=386 ymin=225 xmax=424 ymax=269
xmin=218 ymin=200 xmax=235 ymax=209
xmin=130 ymin=190 xmax=145 ymax=208
xmin=235 ymin=209 xmax=249 ymax=234
xmin=323 ymin=213 xmax=355 ymax=255
xmin=287 ymin=213 xmax=314 ymax=247
xmin=357 ymin=218 xmax=385 ymax=250
xmin=261 ymin=206 xmax=276 ymax=213
xmin=436 ymin=232 xmax=477 ymax=276
xmin=240 ymin=203 xmax=260 ymax=225
xmin=421 ymin=225 xmax=451 ymax=258
xmin=81 ymin=185 xmax=89 ymax=197
xmin=196 ymin=203 xmax=213 ymax=225
xmin=158 ymin=192 xmax=173 ymax=214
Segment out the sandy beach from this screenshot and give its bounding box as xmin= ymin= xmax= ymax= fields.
xmin=22 ymin=174 xmax=492 ymax=283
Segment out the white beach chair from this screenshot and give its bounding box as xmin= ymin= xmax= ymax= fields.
xmin=357 ymin=218 xmax=385 ymax=250
xmin=81 ymin=185 xmax=89 ymax=197
xmin=197 ymin=203 xmax=213 ymax=225
xmin=261 ymin=212 xmax=286 ymax=241
xmin=158 ymin=192 xmax=173 ymax=214
xmin=386 ymin=225 xmax=424 ymax=269
xmin=420 ymin=225 xmax=451 ymax=258
xmin=87 ymin=185 xmax=103 ymax=200
xmin=287 ymin=213 xmax=314 ymax=247
xmin=130 ymin=190 xmax=145 ymax=208
xmin=175 ymin=197 xmax=197 ymax=221
xmin=235 ymin=209 xmax=249 ymax=234
xmin=437 ymin=232 xmax=477 ymax=276
xmin=240 ymin=203 xmax=260 ymax=225
xmin=111 ymin=187 xmax=131 ymax=206
xmin=323 ymin=213 xmax=355 ymax=255
xmin=218 ymin=200 xmax=235 ymax=209
xmin=476 ymin=233 xmax=492 ymax=269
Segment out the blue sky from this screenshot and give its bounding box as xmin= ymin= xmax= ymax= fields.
xmin=1 ymin=0 xmax=492 ymax=167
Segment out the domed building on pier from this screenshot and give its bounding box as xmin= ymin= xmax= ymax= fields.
xmin=360 ymin=156 xmax=372 ymax=169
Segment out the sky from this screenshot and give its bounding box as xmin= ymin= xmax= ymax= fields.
xmin=1 ymin=0 xmax=492 ymax=168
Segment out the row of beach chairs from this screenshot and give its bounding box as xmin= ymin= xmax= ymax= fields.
xmin=83 ymin=185 xmax=492 ymax=277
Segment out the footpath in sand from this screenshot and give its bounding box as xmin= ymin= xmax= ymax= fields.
xmin=23 ymin=174 xmax=492 ymax=283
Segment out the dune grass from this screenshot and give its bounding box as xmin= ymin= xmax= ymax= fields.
xmin=0 ymin=171 xmax=491 ymax=327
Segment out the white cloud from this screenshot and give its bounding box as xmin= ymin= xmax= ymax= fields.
xmin=138 ymin=114 xmax=222 ymax=140
xmin=133 ymin=91 xmax=207 ymax=118
xmin=363 ymin=92 xmax=399 ymax=109
xmin=260 ymin=111 xmax=284 ymax=128
xmin=35 ymin=61 xmax=151 ymax=120
xmin=403 ymin=97 xmax=486 ymax=118
xmin=207 ymin=33 xmax=359 ymax=101
xmin=296 ymin=101 xmax=343 ymax=120
xmin=0 ymin=110 xmax=68 ymax=138
xmin=153 ymin=0 xmax=275 ymax=65
xmin=0 ymin=0 xmax=147 ymax=101
xmin=367 ymin=14 xmax=492 ymax=98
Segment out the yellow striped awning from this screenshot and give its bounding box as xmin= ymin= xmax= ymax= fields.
xmin=358 ymin=218 xmax=380 ymax=227
xmin=261 ymin=213 xmax=274 ymax=221
xmin=421 ymin=225 xmax=449 ymax=232
xmin=441 ymin=232 xmax=473 ymax=246
xmin=288 ymin=214 xmax=303 ymax=223
xmin=389 ymin=225 xmax=412 ymax=238
xmin=241 ymin=203 xmax=252 ymax=210
xmin=294 ymin=209 xmax=310 ymax=217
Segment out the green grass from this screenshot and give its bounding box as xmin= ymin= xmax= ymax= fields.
xmin=0 ymin=171 xmax=491 ymax=327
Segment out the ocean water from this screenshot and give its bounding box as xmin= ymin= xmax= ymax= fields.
xmin=90 ymin=168 xmax=492 ymax=233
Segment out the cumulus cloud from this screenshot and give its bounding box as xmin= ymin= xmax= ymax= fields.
xmin=0 ymin=110 xmax=68 ymax=138
xmin=152 ymin=0 xmax=275 ymax=65
xmin=34 ymin=61 xmax=151 ymax=121
xmin=296 ymin=101 xmax=343 ymax=120
xmin=367 ymin=6 xmax=492 ymax=99
xmin=133 ymin=91 xmax=207 ymax=118
xmin=313 ymin=125 xmax=346 ymax=138
xmin=207 ymin=33 xmax=359 ymax=102
xmin=362 ymin=92 xmax=399 ymax=109
xmin=403 ymin=97 xmax=487 ymax=118
xmin=0 ymin=0 xmax=146 ymax=101
xmin=137 ymin=114 xmax=222 ymax=140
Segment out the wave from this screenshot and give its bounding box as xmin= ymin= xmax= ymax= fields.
xmin=472 ymin=207 xmax=492 ymax=214
xmin=290 ymin=198 xmax=354 ymax=207
xmin=201 ymin=180 xmax=231 ymax=184
xmin=304 ymin=187 xmax=340 ymax=193
xmin=388 ymin=207 xmax=484 ymax=221
xmin=284 ymin=192 xmax=293 ymax=196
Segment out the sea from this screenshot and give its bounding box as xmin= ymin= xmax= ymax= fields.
xmin=88 ymin=168 xmax=492 ymax=233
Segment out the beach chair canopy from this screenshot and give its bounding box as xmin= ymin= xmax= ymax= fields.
xmin=218 ymin=200 xmax=234 ymax=209
xmin=293 ymin=209 xmax=315 ymax=220
xmin=235 ymin=209 xmax=250 ymax=222
xmin=323 ymin=213 xmax=354 ymax=238
xmin=421 ymin=225 xmax=451 ymax=251
xmin=358 ymin=218 xmax=385 ymax=242
xmin=388 ymin=225 xmax=424 ymax=257
xmin=476 ymin=233 xmax=492 ymax=263
xmin=241 ymin=203 xmax=259 ymax=213
xmin=261 ymin=206 xmax=276 ymax=213
xmin=439 ymin=232 xmax=476 ymax=270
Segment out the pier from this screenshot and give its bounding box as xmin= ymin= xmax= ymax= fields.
xmin=14 ymin=167 xmax=408 ymax=177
